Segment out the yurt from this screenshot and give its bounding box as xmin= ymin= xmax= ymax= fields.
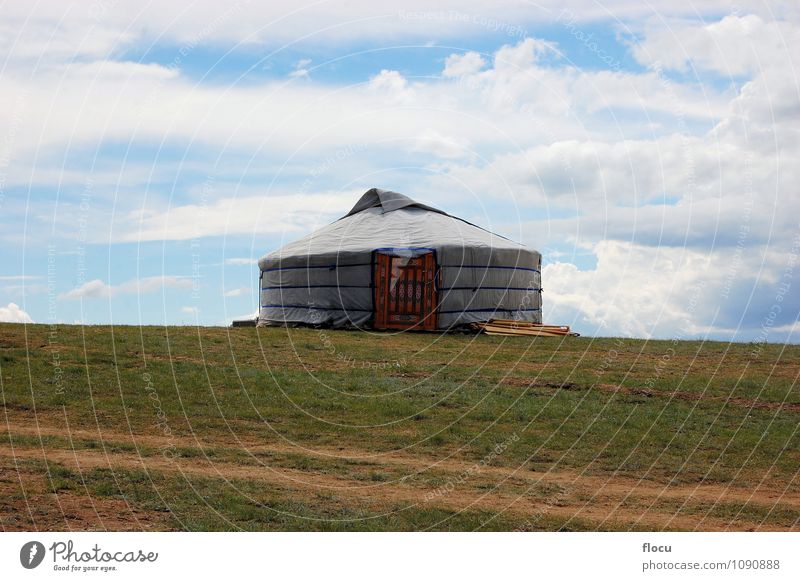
xmin=257 ymin=188 xmax=541 ymax=330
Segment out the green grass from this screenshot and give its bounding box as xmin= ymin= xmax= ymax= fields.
xmin=1 ymin=323 xmax=798 ymax=531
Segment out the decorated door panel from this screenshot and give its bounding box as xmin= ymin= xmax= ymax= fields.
xmin=373 ymin=252 xmax=437 ymax=330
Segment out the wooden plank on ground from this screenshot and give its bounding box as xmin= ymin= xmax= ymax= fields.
xmin=470 ymin=319 xmax=579 ymax=337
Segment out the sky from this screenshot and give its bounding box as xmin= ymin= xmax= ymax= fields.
xmin=0 ymin=0 xmax=798 ymax=342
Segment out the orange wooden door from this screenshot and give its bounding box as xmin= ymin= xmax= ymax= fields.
xmin=374 ymin=252 xmax=437 ymax=330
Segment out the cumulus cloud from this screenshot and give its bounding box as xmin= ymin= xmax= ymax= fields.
xmin=544 ymin=241 xmax=717 ymax=337
xmin=224 ymin=287 xmax=250 ymax=297
xmin=633 ymin=14 xmax=800 ymax=77
xmin=441 ymin=129 xmax=795 ymax=216
xmin=368 ymin=69 xmax=408 ymax=92
xmin=541 ymin=240 xmax=800 ymax=341
xmin=60 ymin=276 xmax=193 ymax=300
xmin=493 ymin=37 xmax=560 ymax=70
xmin=443 ymin=51 xmax=486 ymax=77
xmin=433 ymin=20 xmax=798 ymax=258
xmin=367 ymin=69 xmax=416 ymax=104
xmin=0 ymin=303 xmax=34 ymax=323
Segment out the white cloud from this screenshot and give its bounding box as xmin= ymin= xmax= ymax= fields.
xmin=181 ymin=306 xmax=198 ymax=315
xmin=411 ymin=129 xmax=472 ymax=159
xmin=367 ymin=69 xmax=417 ymax=104
xmin=543 ymin=239 xmax=800 ymax=341
xmin=546 ymin=244 xmax=694 ymax=337
xmin=60 ymin=279 xmax=113 ymax=300
xmin=0 ymin=33 xmax=734 ymax=170
xmin=112 ymin=192 xmax=355 ymax=243
xmin=224 ymin=287 xmax=251 ymax=297
xmin=543 ymin=241 xmax=712 ymax=337
xmin=441 ymin=129 xmax=788 ymax=204
xmin=0 ymin=17 xmax=134 ymax=63
xmin=493 ymin=37 xmax=560 ymax=70
xmin=60 ymin=276 xmax=193 ymax=300
xmin=0 ymin=303 xmax=34 ymax=323
xmin=431 ymin=71 xmax=798 ymax=250
xmin=289 ymin=58 xmax=312 ymax=79
xmin=633 ymin=14 xmax=800 ymax=77
xmin=4 ymin=0 xmax=747 ymax=61
xmin=368 ymin=69 xmax=407 ymax=92
xmin=443 ymin=51 xmax=485 ymax=77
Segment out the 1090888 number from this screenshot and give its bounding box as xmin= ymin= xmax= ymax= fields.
xmin=735 ymin=559 xmax=780 ymax=570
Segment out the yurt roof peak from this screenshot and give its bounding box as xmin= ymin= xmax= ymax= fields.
xmin=341 ymin=188 xmax=447 ymax=219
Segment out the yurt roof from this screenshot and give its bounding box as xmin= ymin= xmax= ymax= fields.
xmin=260 ymin=188 xmax=529 ymax=265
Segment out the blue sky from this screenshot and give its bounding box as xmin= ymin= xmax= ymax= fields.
xmin=1 ymin=0 xmax=798 ymax=342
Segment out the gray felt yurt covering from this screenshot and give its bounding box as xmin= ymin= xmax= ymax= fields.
xmin=257 ymin=188 xmax=542 ymax=329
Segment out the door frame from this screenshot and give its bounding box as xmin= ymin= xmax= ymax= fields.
xmin=372 ymin=249 xmax=438 ymax=331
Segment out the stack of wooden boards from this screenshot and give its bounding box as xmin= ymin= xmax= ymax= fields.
xmin=470 ymin=319 xmax=579 ymax=337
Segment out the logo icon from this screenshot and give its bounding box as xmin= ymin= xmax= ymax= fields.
xmin=20 ymin=541 xmax=46 ymax=569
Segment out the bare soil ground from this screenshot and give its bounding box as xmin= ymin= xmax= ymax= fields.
xmin=2 ymin=408 xmax=797 ymax=532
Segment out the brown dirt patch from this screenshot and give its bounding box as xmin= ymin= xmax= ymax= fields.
xmin=0 ymin=457 xmax=169 ymax=532
xmin=2 ymin=410 xmax=798 ymax=531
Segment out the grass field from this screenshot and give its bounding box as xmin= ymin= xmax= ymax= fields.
xmin=1 ymin=323 xmax=798 ymax=531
